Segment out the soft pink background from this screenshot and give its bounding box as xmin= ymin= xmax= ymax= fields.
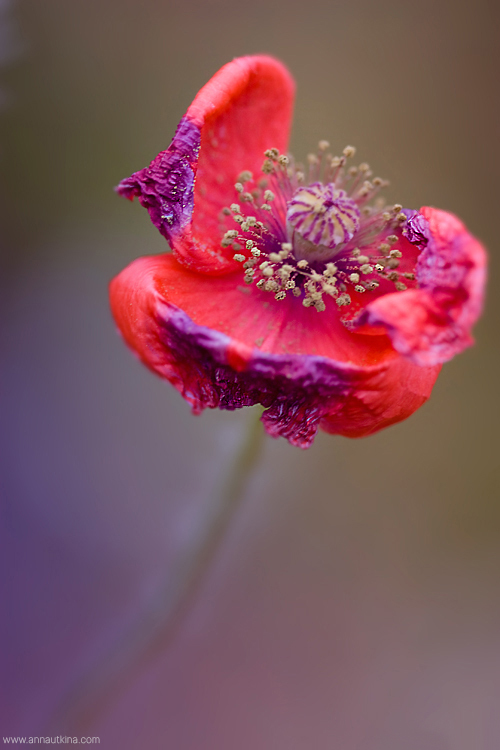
xmin=1 ymin=1 xmax=500 ymax=748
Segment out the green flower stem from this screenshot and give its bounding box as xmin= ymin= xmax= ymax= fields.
xmin=49 ymin=407 xmax=265 ymax=734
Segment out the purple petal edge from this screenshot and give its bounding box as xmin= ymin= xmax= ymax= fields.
xmin=402 ymin=209 xmax=430 ymax=250
xmin=155 ymin=301 xmax=399 ymax=449
xmin=116 ymin=116 xmax=200 ymax=241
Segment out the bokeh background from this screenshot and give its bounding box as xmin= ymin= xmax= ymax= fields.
xmin=1 ymin=0 xmax=500 ymax=747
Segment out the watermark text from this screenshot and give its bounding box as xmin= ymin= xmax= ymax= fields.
xmin=3 ymin=738 xmax=100 ymax=745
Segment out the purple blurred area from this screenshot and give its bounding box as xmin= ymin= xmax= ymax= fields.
xmin=1 ymin=1 xmax=500 ymax=747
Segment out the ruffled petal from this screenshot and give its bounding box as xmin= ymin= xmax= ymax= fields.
xmin=117 ymin=56 xmax=295 ymax=275
xmin=358 ymin=207 xmax=487 ymax=366
xmin=110 ymin=255 xmax=441 ymax=448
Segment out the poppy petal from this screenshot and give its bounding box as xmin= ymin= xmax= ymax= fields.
xmin=117 ymin=56 xmax=295 ymax=275
xmin=358 ymin=207 xmax=487 ymax=366
xmin=110 ymin=254 xmax=441 ymax=447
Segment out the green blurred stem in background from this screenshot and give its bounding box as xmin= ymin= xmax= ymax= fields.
xmin=48 ymin=406 xmax=265 ymax=735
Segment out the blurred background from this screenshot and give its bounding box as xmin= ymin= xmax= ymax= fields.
xmin=1 ymin=0 xmax=500 ymax=747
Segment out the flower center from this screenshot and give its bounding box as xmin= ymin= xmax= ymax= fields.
xmin=286 ymin=183 xmax=360 ymax=261
xmin=220 ymin=143 xmax=417 ymax=313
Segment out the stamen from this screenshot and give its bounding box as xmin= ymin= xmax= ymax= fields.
xmin=264 ymin=148 xmax=280 ymax=160
xmin=336 ymin=293 xmax=351 ymax=307
xmin=221 ymin=142 xmax=417 ymax=310
xmin=238 ymin=170 xmax=253 ymax=183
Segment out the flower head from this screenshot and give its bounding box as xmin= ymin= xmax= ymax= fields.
xmin=111 ymin=55 xmax=486 ymax=448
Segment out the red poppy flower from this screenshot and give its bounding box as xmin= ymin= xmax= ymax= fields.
xmin=110 ymin=55 xmax=486 ymax=448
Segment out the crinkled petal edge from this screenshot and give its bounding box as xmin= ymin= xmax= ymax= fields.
xmin=359 ymin=207 xmax=487 ymax=366
xmin=110 ymin=258 xmax=441 ymax=448
xmin=116 ymin=55 xmax=295 ymax=275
